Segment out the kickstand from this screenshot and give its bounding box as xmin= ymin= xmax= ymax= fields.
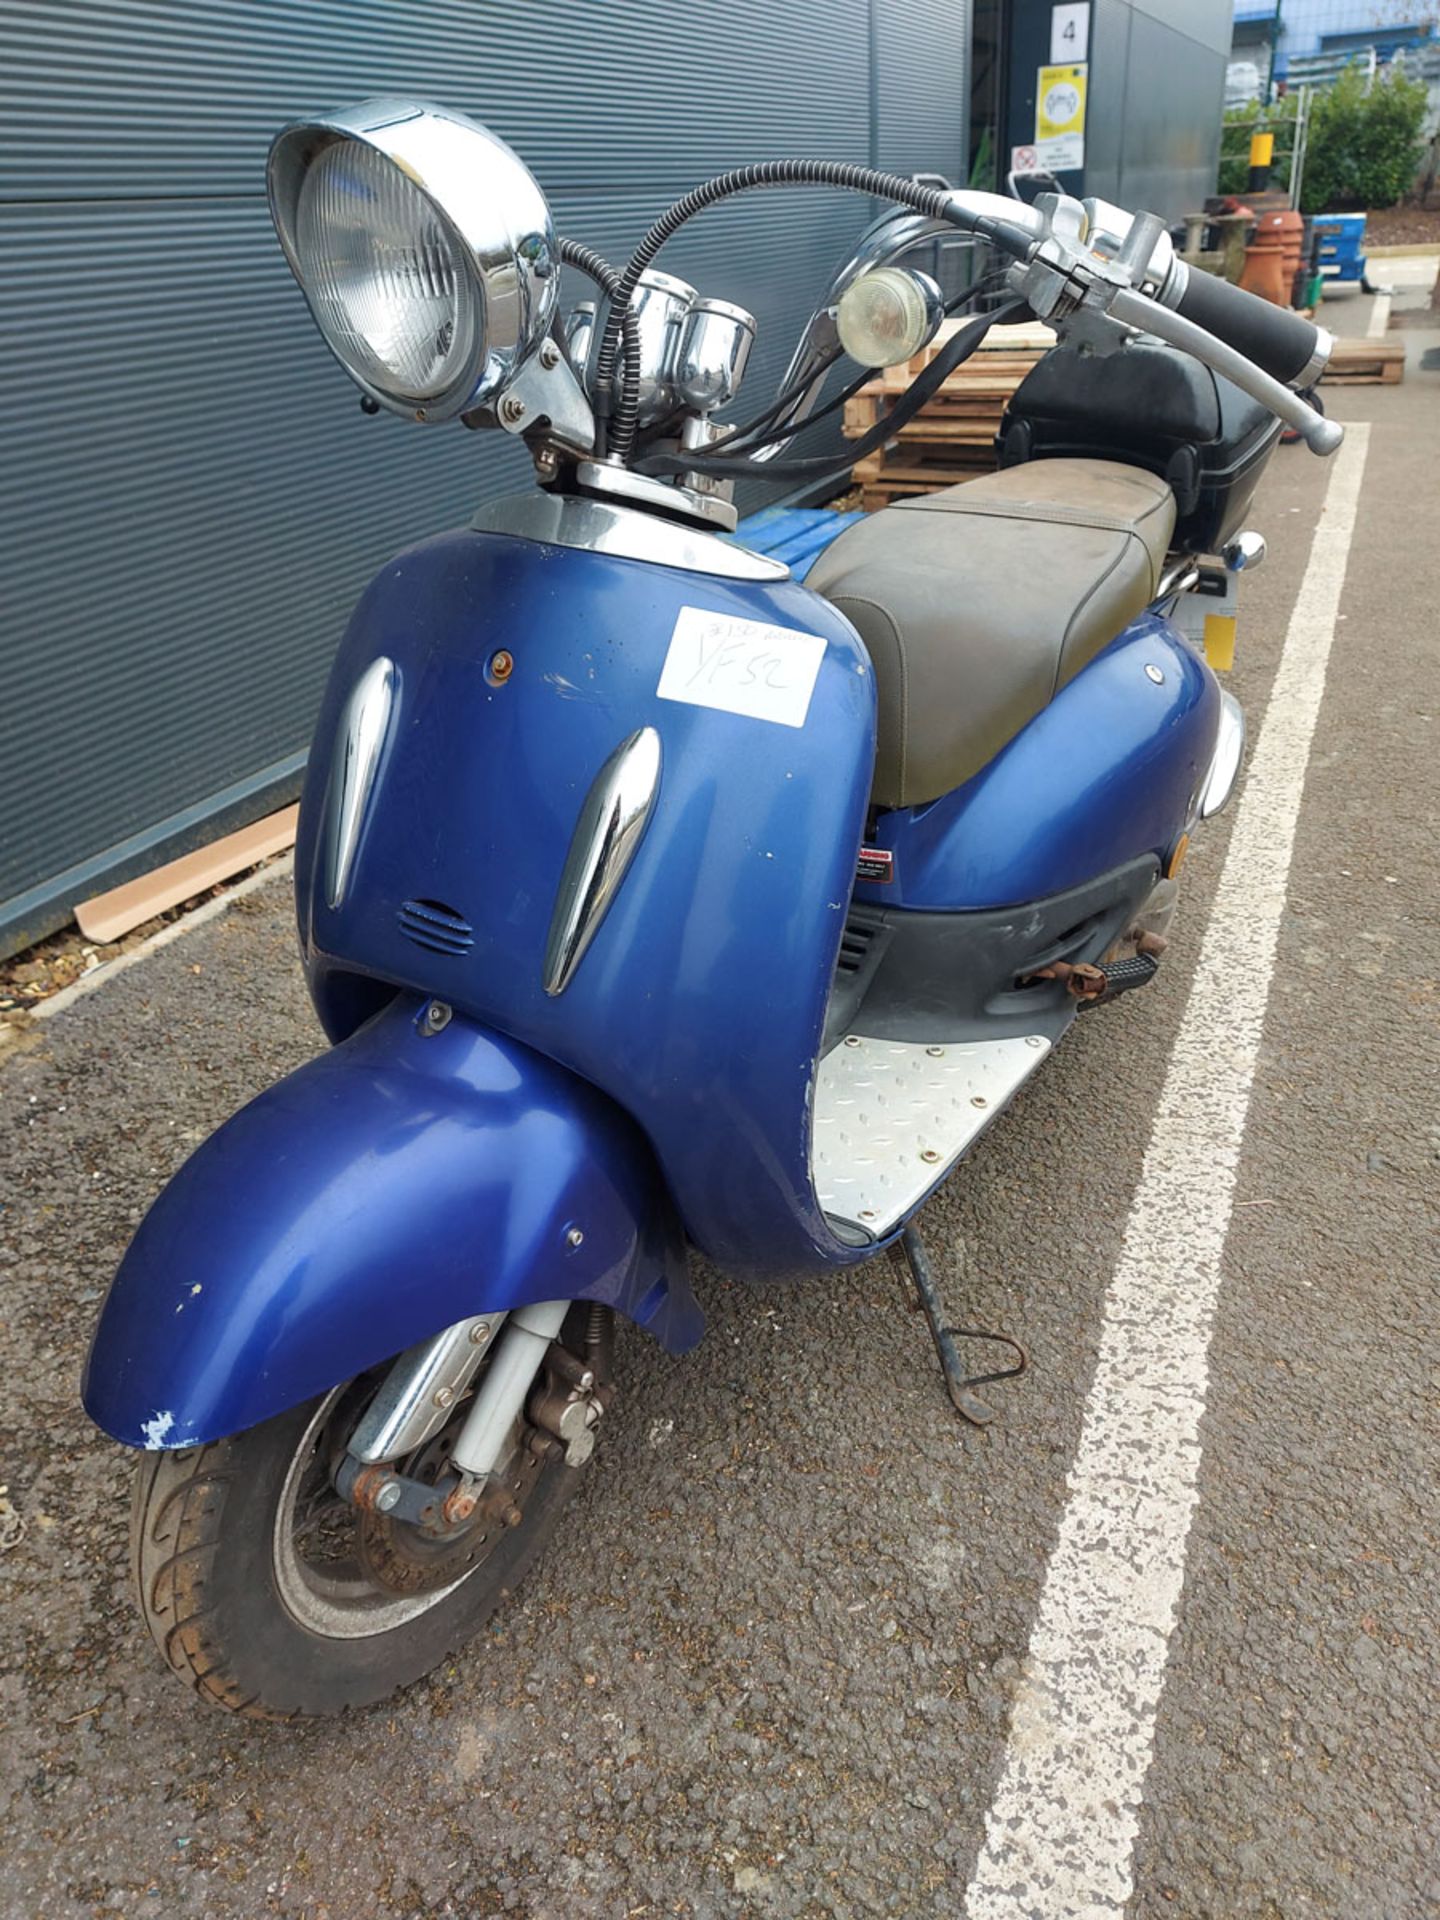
xmin=896 ymin=1225 xmax=1027 ymax=1427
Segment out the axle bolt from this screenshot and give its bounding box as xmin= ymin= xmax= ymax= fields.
xmin=374 ymin=1480 xmax=402 ymax=1514
xmin=442 ymin=1487 xmax=478 ymax=1525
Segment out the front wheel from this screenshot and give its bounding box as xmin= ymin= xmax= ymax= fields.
xmin=131 ymin=1344 xmax=593 ymax=1718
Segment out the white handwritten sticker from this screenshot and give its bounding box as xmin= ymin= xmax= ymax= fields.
xmin=656 ymin=607 xmax=827 ymax=729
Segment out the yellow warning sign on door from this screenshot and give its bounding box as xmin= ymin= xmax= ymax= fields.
xmin=1036 ymin=63 xmax=1087 ymax=141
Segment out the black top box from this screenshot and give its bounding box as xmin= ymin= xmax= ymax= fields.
xmin=998 ymin=336 xmax=1282 ymax=557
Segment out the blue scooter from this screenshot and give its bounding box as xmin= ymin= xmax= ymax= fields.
xmin=83 ymin=99 xmax=1340 ymax=1716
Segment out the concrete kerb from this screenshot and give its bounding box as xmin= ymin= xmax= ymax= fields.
xmin=27 ymin=855 xmax=296 ymax=1024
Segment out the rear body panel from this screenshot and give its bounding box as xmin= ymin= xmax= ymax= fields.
xmin=856 ymin=612 xmax=1217 ymax=911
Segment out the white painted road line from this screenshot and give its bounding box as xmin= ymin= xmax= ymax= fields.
xmin=964 ymin=424 xmax=1373 ymax=1919
xmin=1366 ymin=292 xmax=1391 ymax=340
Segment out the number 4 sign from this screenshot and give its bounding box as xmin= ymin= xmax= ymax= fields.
xmin=1050 ymin=2 xmax=1089 ymax=64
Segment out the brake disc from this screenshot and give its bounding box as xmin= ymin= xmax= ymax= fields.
xmin=356 ymin=1418 xmax=546 ymax=1595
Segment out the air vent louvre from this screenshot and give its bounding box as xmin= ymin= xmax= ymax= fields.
xmin=398 ymin=898 xmax=474 ymax=957
xmin=837 ymin=920 xmax=877 ymax=975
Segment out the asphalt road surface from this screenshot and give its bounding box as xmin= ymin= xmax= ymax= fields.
xmin=2 ymin=358 xmax=1436 ymax=1919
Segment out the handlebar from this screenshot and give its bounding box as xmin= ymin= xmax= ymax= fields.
xmin=1108 ymin=286 xmax=1343 ymax=456
xmin=930 ymin=189 xmax=1342 ymax=457
xmin=602 ymin=170 xmax=1343 ymax=477
xmin=1165 ymin=263 xmax=1330 ymax=389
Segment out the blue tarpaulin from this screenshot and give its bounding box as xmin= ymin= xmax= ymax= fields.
xmin=733 ymin=505 xmax=866 ymax=577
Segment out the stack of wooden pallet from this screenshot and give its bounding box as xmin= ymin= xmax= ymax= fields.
xmin=843 ymin=319 xmax=1054 ymax=510
xmin=1323 ymin=337 xmax=1404 ymax=385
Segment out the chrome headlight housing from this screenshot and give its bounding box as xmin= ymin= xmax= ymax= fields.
xmin=267 ymin=98 xmax=558 ymax=422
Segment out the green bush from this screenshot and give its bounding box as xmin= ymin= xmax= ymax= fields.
xmin=1300 ymin=63 xmax=1429 ymax=211
xmin=1218 ymin=64 xmax=1428 ymax=212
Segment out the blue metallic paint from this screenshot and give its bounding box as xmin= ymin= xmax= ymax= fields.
xmin=85 ymin=519 xmax=1223 ymax=1454
xmin=856 ymin=613 xmax=1219 ymax=912
xmin=82 ymin=993 xmax=697 ymax=1450
xmin=295 ymin=524 xmax=878 ymax=1280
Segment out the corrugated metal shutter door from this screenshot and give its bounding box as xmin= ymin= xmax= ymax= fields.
xmin=0 ymin=0 xmax=968 ymax=955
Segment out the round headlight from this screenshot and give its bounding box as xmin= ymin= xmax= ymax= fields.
xmin=268 ymin=99 xmax=558 ymax=422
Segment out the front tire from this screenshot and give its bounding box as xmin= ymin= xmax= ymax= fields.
xmin=131 ymin=1375 xmax=581 ymax=1719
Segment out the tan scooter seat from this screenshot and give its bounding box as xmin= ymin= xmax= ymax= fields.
xmin=807 ymin=458 xmax=1177 ymax=807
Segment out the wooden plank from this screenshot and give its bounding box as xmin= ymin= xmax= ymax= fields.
xmin=1324 ymin=361 xmax=1404 ymax=385
xmin=75 ymin=804 xmax=300 ymax=944
xmin=855 ymin=456 xmax=994 ymax=486
xmin=1329 ymin=336 xmax=1404 ymax=364
xmin=844 ymin=329 xmax=1042 ymax=492
xmin=845 ymin=412 xmax=1007 ymax=446
xmin=871 ymin=423 xmax=1000 ymax=444
xmin=905 ymin=317 xmax=1056 ymax=371
xmin=851 ymin=441 xmax=996 ymax=510
xmin=1324 ymin=337 xmax=1405 ymax=385
xmin=870 ymin=365 xmax=1036 ymax=395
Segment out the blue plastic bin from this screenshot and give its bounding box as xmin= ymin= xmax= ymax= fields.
xmin=1313 ymin=213 xmax=1367 ymax=284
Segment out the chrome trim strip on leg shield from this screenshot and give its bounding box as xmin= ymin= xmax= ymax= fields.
xmin=544 ymin=727 xmax=662 ymax=995
xmin=324 ymin=655 xmax=396 ymax=909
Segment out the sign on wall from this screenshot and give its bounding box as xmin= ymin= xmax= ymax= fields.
xmin=1034 ymin=59 xmax=1088 ymax=172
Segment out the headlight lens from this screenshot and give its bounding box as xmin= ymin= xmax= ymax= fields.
xmin=269 ymin=99 xmax=558 ymax=422
xmin=294 ymin=139 xmax=480 ymax=408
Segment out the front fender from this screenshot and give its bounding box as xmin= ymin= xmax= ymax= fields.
xmin=82 ymin=995 xmax=699 ymax=1450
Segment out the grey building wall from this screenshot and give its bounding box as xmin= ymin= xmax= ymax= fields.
xmin=0 ymin=0 xmax=971 ymax=958
xmin=1005 ymin=0 xmax=1230 ymax=218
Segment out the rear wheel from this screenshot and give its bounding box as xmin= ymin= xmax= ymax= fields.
xmin=131 ymin=1320 xmax=603 ymax=1718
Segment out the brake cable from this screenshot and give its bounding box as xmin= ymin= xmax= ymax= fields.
xmin=592 ymin=162 xmax=1034 ymax=459
xmin=555 ymin=238 xmax=641 ymax=443
xmin=712 ymin=268 xmax=1016 ymax=460
xmin=706 ymin=341 xmax=852 ymax=453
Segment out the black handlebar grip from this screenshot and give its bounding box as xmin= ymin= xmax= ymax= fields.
xmin=1171 ymin=268 xmax=1327 ymax=387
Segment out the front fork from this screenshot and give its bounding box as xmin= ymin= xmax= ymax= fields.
xmin=334 ymin=1300 xmax=610 ymax=1534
